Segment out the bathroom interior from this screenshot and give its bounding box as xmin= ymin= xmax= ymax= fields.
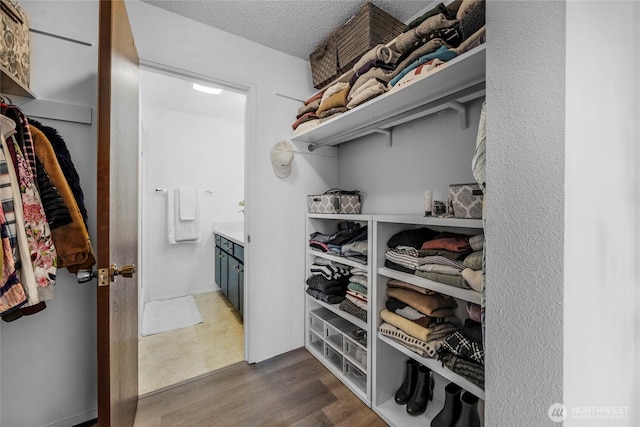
xmin=137 ymin=68 xmax=247 ymax=395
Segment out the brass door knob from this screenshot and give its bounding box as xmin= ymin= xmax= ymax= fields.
xmin=111 ymin=263 xmax=137 ymax=279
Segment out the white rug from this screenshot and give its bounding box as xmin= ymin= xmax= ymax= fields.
xmin=141 ymin=295 xmax=203 ymax=336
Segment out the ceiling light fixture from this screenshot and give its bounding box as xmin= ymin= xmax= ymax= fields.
xmin=192 ymin=83 xmax=222 ymax=94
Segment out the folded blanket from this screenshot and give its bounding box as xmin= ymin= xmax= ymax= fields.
xmin=395 ymin=13 xmax=459 ymax=54
xmin=469 ymin=233 xmax=484 ymax=251
xmin=306 ymin=287 xmax=345 ymax=304
xmin=438 ymin=352 xmax=484 ymax=389
xmin=415 ymin=263 xmax=462 ymax=275
xmin=392 ymin=59 xmax=448 ymax=90
xmin=346 ymin=293 xmax=368 ymax=310
xmin=421 ymin=234 xmax=471 ymax=252
xmin=441 ymin=330 xmax=484 ymax=364
xmin=379 ymin=322 xmax=441 ymax=358
xmin=388 ymin=227 xmax=439 ymax=249
xmin=418 ymin=248 xmax=470 ymax=261
xmin=316 ymin=84 xmax=350 ymax=116
xmin=454 ymin=25 xmax=485 ymax=56
xmin=347 ymin=79 xmax=386 ymax=109
xmin=310 ymin=264 xmax=351 ymax=280
xmin=291 ymin=112 xmax=319 ymax=131
xmin=385 ymin=246 xmax=421 ymax=270
xmin=341 ymin=240 xmax=368 ymax=256
xmin=339 ymin=298 xmax=368 ymax=322
xmin=380 ymin=309 xmax=431 ymax=341
xmin=463 ymin=251 xmax=483 ymax=270
xmin=387 ymin=278 xmax=431 ymax=295
xmin=462 ymin=268 xmax=482 ymax=292
xmin=352 ymin=44 xmax=399 ymax=73
xmin=389 ymin=46 xmax=456 ymax=87
xmin=317 ymin=106 xmax=348 ymax=119
xmin=385 ymin=259 xmax=415 ymax=274
xmin=347 ymin=282 xmax=368 ymax=295
xmin=386 ymin=287 xmax=457 ymax=317
xmin=349 ymin=275 xmax=368 ymax=287
xmin=415 ymin=270 xmax=470 ymax=289
xmin=297 ymin=99 xmax=320 ymax=117
xmin=306 ymin=275 xmax=348 ymax=295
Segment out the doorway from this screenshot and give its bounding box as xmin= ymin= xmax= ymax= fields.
xmin=137 ymin=67 xmax=247 ymax=395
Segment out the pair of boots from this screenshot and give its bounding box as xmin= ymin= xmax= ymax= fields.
xmin=394 ymin=359 xmax=434 ymax=416
xmin=431 ymin=382 xmax=481 ymax=427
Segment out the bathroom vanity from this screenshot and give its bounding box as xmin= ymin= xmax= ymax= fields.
xmin=213 ymin=222 xmax=244 ymax=318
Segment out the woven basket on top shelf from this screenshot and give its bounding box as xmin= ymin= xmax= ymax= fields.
xmin=309 ymin=2 xmax=406 ymax=90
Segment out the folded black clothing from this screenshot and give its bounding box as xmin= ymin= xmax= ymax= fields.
xmin=440 ymin=331 xmax=484 ymax=365
xmin=384 ymin=259 xmax=415 ymax=274
xmin=386 ymin=297 xmax=408 ymax=312
xmin=338 ymin=298 xmax=368 ymax=322
xmin=406 ymin=2 xmax=455 ymax=30
xmin=306 ymin=287 xmax=345 ymax=304
xmin=438 ymin=352 xmax=484 ymax=390
xmin=306 ymin=275 xmax=349 ymax=294
xmin=460 ymin=318 xmax=483 ymax=345
xmin=460 ymin=0 xmax=485 ymax=40
xmin=387 ymin=227 xmax=439 ymax=249
xmin=329 ymin=225 xmax=368 ymax=246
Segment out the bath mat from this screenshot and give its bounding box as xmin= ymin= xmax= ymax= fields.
xmin=141 ymin=295 xmax=203 ymax=336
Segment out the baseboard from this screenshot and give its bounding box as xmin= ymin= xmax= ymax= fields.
xmin=47 ymin=409 xmax=97 ymax=427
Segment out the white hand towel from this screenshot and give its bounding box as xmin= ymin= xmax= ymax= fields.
xmin=167 ymin=188 xmax=201 ymax=244
xmin=178 ymin=187 xmax=197 ymax=220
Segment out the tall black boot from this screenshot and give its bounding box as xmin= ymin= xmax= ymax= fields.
xmin=395 ymin=359 xmax=419 ymax=404
xmin=406 ymin=366 xmax=434 ymax=416
xmin=453 ymin=392 xmax=481 ymax=427
xmin=431 ymin=382 xmax=462 ymax=427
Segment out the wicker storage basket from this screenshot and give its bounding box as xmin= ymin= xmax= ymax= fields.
xmin=337 ymin=2 xmax=406 ymax=72
xmin=309 ymin=31 xmax=340 ymax=89
xmin=1 ymin=0 xmax=30 ymax=88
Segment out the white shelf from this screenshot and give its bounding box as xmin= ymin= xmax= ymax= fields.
xmin=374 ymin=395 xmax=444 ymax=427
xmin=307 ymin=248 xmax=367 ymax=269
xmin=379 ymin=267 xmax=481 ymax=305
xmin=373 ymin=214 xmax=483 ymax=229
xmin=307 ymin=213 xmax=372 ymax=221
xmin=378 ymin=333 xmax=485 ymax=400
xmin=306 ymin=295 xmax=367 ymax=330
xmin=292 ymin=45 xmax=486 ymax=149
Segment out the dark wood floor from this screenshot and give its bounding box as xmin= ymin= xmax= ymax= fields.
xmin=133 ymin=347 xmax=387 ymax=426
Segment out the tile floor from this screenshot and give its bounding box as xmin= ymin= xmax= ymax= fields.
xmin=138 ymin=291 xmax=244 ymax=395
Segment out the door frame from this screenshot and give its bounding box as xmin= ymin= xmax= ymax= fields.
xmin=137 ymin=60 xmax=255 ymax=363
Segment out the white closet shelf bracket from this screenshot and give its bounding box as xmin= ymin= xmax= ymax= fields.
xmin=445 ymin=101 xmax=468 ymax=129
xmin=372 ymin=128 xmax=393 ymax=147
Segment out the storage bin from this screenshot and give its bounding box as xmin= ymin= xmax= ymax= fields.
xmin=1 ymin=0 xmax=30 ymax=88
xmin=344 ymin=359 xmax=367 ymax=393
xmin=324 ymin=343 xmax=343 ymax=370
xmin=336 ymin=2 xmax=406 ymax=72
xmin=309 ymin=31 xmax=340 ymax=89
xmin=307 ymin=189 xmax=362 ymax=214
xmin=344 ymin=335 xmax=367 ymax=371
xmin=308 ymin=329 xmax=324 ymax=355
xmin=449 ymin=183 xmax=484 ymax=219
xmin=325 ymin=322 xmax=344 ymax=351
xmin=309 ymin=308 xmax=337 ymax=336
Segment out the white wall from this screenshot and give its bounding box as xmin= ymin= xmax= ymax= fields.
xmin=485 ymin=1 xmax=565 ymax=425
xmin=1 ymin=1 xmax=99 ymax=426
xmin=140 ymin=101 xmax=244 ymax=301
xmin=125 ymin=0 xmax=338 ymax=363
xmin=338 ymin=98 xmax=483 ymax=213
xmin=564 ymin=2 xmax=639 ymax=426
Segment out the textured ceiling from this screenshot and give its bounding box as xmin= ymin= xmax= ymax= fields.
xmin=139 ymin=0 xmax=430 ymax=60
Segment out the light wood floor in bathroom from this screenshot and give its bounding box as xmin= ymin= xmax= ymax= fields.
xmin=138 ymin=291 xmax=245 ymax=395
xmin=133 ymin=347 xmax=386 ymax=427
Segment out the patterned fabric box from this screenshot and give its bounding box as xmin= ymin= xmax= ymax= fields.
xmin=1 ymin=0 xmax=30 ymax=88
xmin=449 ymin=183 xmax=483 ymax=219
xmin=307 ymin=189 xmax=362 ymax=214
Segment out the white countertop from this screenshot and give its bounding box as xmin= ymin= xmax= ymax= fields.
xmin=212 ymin=221 xmax=244 ymax=246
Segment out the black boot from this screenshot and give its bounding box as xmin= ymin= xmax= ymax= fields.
xmin=453 ymin=392 xmax=481 ymax=427
xmin=406 ymin=366 xmax=434 ymax=416
xmin=431 ymin=382 xmax=462 ymax=427
xmin=395 ymin=359 xmax=419 ymax=404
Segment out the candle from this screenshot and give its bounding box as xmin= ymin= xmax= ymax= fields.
xmin=424 ymin=190 xmax=432 ymax=216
